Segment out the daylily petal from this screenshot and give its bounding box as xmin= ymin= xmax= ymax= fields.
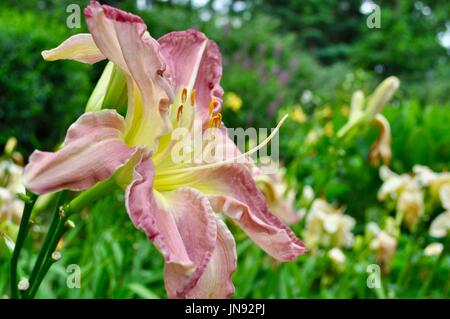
xmin=186 ymin=217 xmax=237 ymax=299
xmin=429 ymin=211 xmax=450 ymax=238
xmin=159 ymin=30 xmax=224 ymax=123
xmin=440 ymin=184 xmax=450 ymax=211
xmin=24 ymin=110 xmax=136 ymax=194
xmin=41 ymin=33 xmax=105 ymax=64
xmin=125 ymin=157 xmax=217 ymax=298
xmin=84 ymin=1 xmax=173 ymax=151
xmin=369 ymin=114 xmax=392 ymax=166
xmin=198 ymin=164 xmax=306 ymax=261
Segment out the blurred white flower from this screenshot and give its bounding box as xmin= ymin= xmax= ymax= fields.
xmin=328 ymin=247 xmax=346 ymax=264
xmin=413 ymin=165 xmax=450 ymax=188
xmin=255 ymin=162 xmax=302 ymax=225
xmin=397 ymin=186 xmax=424 ymax=229
xmin=424 ymin=243 xmax=443 ymax=256
xmin=378 ymin=166 xmax=424 ymax=228
xmin=304 ymin=199 xmax=355 ymax=249
xmin=440 ymin=184 xmax=450 ymax=210
xmin=367 ymin=223 xmax=397 ymax=265
xmin=0 ymin=160 xmax=25 ymax=225
xmin=301 ymin=185 xmax=315 ymax=205
xmin=378 ymin=165 xmax=417 ymax=201
xmin=429 ymin=185 xmax=450 ymax=238
xmin=305 ymin=129 xmax=322 ymax=146
xmin=413 ymin=165 xmax=450 ymax=198
xmin=429 ymin=212 xmax=450 ymax=238
xmin=366 ymin=221 xmax=381 ymax=236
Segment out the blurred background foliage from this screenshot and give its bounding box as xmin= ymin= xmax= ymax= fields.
xmin=0 ymin=0 xmax=449 ymax=298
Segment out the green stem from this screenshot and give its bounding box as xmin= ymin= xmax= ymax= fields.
xmin=396 ymin=239 xmax=413 ymax=291
xmin=10 ymin=190 xmax=38 ymax=299
xmin=67 ymin=178 xmax=118 ymax=217
xmin=27 ymin=192 xmax=66 ymax=296
xmin=26 ymin=178 xmax=118 ymax=298
xmin=374 ymin=278 xmax=387 ymax=299
xmin=28 ymin=249 xmax=60 ymax=298
xmin=28 ymin=217 xmax=66 ymax=298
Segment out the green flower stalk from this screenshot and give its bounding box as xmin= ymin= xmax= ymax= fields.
xmin=337 ymin=76 xmax=400 ymax=140
xmin=85 ymin=61 xmax=127 ymax=113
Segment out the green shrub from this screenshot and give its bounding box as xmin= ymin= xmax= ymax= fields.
xmin=0 ymin=8 xmax=92 ymax=155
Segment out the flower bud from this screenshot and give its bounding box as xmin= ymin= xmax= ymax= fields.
xmin=85 ymin=61 xmax=127 ymax=113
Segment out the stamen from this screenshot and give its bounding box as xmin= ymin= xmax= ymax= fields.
xmin=213 ymin=113 xmax=222 ymax=128
xmin=208 ymin=113 xmax=222 ymax=128
xmin=158 ymin=114 xmax=289 ymax=175
xmin=177 ymin=105 xmax=184 ymax=122
xmin=190 ymin=89 xmax=196 ymax=106
xmin=208 ymin=99 xmax=216 ymax=115
xmin=181 ymin=87 xmax=187 ymax=103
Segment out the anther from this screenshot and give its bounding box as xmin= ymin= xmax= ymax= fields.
xmin=181 ymin=87 xmax=187 ymax=103
xmin=209 ymin=113 xmax=222 ymax=128
xmin=214 ymin=113 xmax=222 ymax=128
xmin=190 ymin=89 xmax=196 ymax=106
xmin=208 ymin=99 xmax=216 ymax=115
xmin=177 ymin=105 xmax=184 ymax=122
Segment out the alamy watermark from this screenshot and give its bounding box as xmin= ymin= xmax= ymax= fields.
xmin=66 ymin=4 xmax=81 ymax=29
xmin=363 ymin=2 xmax=381 ymax=29
xmin=366 ymin=264 xmax=381 ymax=289
xmin=167 ymin=119 xmax=280 ymax=174
xmin=66 ymin=264 xmax=81 ymax=289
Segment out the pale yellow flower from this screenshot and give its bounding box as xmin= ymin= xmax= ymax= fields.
xmin=413 ymin=165 xmax=450 ymax=199
xmin=316 ymin=106 xmax=332 ymax=119
xmin=4 ymin=137 xmax=17 ymax=155
xmin=255 ymin=162 xmax=302 ymax=225
xmin=429 ymin=185 xmax=450 ymax=238
xmin=397 ymin=186 xmax=424 ymax=229
xmin=378 ymin=166 xmax=424 ymax=228
xmin=301 ymin=185 xmax=314 ymax=205
xmin=304 ymin=199 xmax=355 ymax=249
xmin=0 ymin=161 xmax=25 ymax=225
xmin=366 ymin=222 xmax=397 ymax=265
xmin=371 ymin=231 xmax=397 ymax=264
xmin=224 ymin=92 xmax=243 ymax=112
xmin=424 ymin=243 xmax=443 ymax=256
xmin=305 ymin=129 xmax=322 ymax=146
xmin=340 ymin=105 xmax=350 ymax=117
xmin=328 ymin=247 xmax=346 ymax=264
xmin=378 ymin=165 xmax=417 ymax=201
xmin=324 ymin=122 xmax=334 ymax=138
xmin=292 ymin=105 xmax=307 ymax=123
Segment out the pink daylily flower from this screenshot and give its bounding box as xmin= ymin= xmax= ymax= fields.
xmin=24 ymin=1 xmax=305 ymax=298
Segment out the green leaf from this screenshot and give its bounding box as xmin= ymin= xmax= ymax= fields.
xmin=128 ymin=283 xmax=159 ymax=299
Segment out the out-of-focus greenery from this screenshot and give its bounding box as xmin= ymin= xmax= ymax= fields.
xmin=0 ymin=7 xmax=93 ymax=152
xmin=0 ymin=0 xmax=449 ymax=299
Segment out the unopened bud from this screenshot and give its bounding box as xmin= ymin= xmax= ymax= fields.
xmin=4 ymin=137 xmax=17 ymax=155
xmin=18 ymin=279 xmax=29 ymax=291
xmin=66 ymin=220 xmax=76 ymax=229
xmin=51 ymin=251 xmax=62 ymax=261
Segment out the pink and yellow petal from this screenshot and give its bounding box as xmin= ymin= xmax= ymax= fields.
xmin=186 ymin=217 xmax=236 ymax=299
xmin=24 ymin=110 xmax=136 ymax=194
xmin=41 ymin=33 xmax=105 ymax=64
xmin=198 ymin=164 xmax=306 ymax=261
xmin=159 ymin=30 xmax=223 ymax=124
xmin=125 ymin=157 xmax=217 ymax=298
xmin=85 ymin=1 xmax=173 ymax=151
